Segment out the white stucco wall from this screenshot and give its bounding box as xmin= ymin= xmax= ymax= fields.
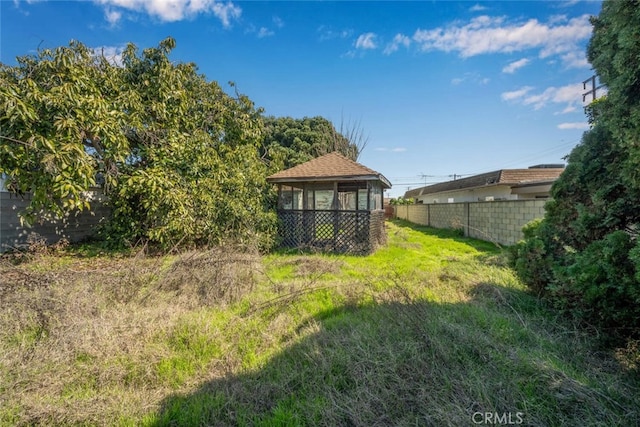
xmin=415 ymin=183 xmax=552 ymax=204
xmin=415 ymin=185 xmax=516 ymax=204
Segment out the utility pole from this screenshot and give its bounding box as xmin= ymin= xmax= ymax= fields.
xmin=420 ymin=173 xmax=433 ymax=186
xmin=582 ymin=75 xmax=604 ymax=103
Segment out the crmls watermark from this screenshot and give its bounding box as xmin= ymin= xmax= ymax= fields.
xmin=471 ymin=412 xmax=524 ymax=425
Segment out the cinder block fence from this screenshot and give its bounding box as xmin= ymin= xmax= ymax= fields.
xmin=394 ymin=200 xmax=547 ymax=246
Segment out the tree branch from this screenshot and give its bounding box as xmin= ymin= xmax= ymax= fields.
xmin=0 ymin=135 xmax=35 ymax=148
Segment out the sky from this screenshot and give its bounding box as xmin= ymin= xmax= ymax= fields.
xmin=1 ymin=0 xmax=604 ymax=198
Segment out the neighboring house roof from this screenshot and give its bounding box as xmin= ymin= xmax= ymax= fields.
xmin=267 ymin=152 xmax=392 ymax=188
xmin=405 ymin=167 xmax=564 ymax=198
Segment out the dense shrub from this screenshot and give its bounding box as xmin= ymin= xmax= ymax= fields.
xmin=512 ymin=1 xmax=640 ymax=340
xmin=510 ymin=219 xmax=554 ymax=296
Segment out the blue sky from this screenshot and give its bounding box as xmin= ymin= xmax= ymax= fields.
xmin=1 ymin=0 xmax=603 ymax=197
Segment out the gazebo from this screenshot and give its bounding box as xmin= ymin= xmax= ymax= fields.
xmin=267 ymin=152 xmax=392 ymax=254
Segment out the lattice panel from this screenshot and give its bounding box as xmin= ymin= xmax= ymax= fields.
xmin=277 ymin=211 xmax=305 ymax=248
xmin=277 ymin=210 xmax=382 ymax=254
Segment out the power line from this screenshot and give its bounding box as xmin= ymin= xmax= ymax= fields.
xmin=393 ymin=181 xmax=447 ymax=186
xmin=392 ymin=137 xmax=582 ymax=193
xmin=389 ymin=174 xmax=460 ymax=180
xmin=459 ymin=138 xmax=580 ymax=177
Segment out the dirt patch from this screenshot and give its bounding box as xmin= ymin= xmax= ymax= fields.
xmin=292 ymin=257 xmax=344 ymax=277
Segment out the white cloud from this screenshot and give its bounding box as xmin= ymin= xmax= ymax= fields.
xmin=557 ymin=122 xmax=589 ymax=130
xmin=502 ymin=82 xmax=584 ymax=111
xmin=12 ymin=0 xmax=43 ymax=15
xmin=501 ymin=86 xmax=534 ymax=101
xmin=13 ymin=0 xmax=42 ymax=5
xmin=92 ymin=45 xmax=126 ymax=66
xmin=560 ymin=51 xmax=589 ymax=69
xmin=557 ymin=105 xmax=577 ymax=114
xmin=272 ymin=16 xmax=284 ymax=28
xmin=557 ymin=0 xmax=582 ymax=8
xmin=383 ymin=33 xmax=411 ymax=55
xmin=355 ymin=32 xmax=377 ymax=50
xmin=211 ymin=1 xmax=241 ymax=27
xmin=93 ymin=0 xmax=241 ymax=26
xmin=502 ymin=58 xmax=530 ymax=74
xmin=527 ymin=82 xmax=583 ymax=109
xmin=411 ymin=14 xmax=592 ymax=68
xmin=341 ymin=50 xmax=357 ymax=59
xmin=469 ymin=4 xmax=487 ymax=12
xmin=317 ymin=26 xmax=352 ymax=41
xmin=451 ymin=72 xmax=490 ymax=86
xmin=547 ymin=14 xmax=568 ymax=25
xmin=257 ymin=27 xmax=274 ymax=38
xmin=104 ymin=8 xmax=122 ymax=26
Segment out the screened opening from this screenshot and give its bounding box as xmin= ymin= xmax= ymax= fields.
xmin=337 ymin=181 xmax=368 ymax=211
xmin=279 ymin=185 xmax=304 ymax=210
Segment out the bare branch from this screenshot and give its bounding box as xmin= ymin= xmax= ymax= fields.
xmin=0 ymin=135 xmax=35 ymax=148
xmin=337 ymin=112 xmax=369 ymax=160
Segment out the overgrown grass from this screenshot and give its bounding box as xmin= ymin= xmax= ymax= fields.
xmin=1 ymin=220 xmax=638 ymax=426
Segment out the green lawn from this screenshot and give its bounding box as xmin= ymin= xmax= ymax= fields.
xmin=1 ymin=220 xmax=638 ymax=426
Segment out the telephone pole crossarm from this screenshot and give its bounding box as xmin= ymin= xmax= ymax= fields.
xmin=582 ymin=75 xmax=604 ymax=103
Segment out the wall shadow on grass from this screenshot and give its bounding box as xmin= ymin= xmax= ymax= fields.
xmin=147 ymin=281 xmax=639 ymax=427
xmin=387 ymin=219 xmax=500 ymax=253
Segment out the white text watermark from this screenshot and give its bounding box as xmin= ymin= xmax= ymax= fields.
xmin=471 ymin=412 xmax=525 ymax=425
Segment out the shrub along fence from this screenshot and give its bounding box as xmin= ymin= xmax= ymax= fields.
xmin=0 ymin=191 xmax=110 ymax=252
xmin=394 ymin=200 xmax=547 ymax=246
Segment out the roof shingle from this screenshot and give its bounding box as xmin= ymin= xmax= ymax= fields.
xmin=405 ymin=168 xmax=564 ymax=198
xmin=267 ymin=152 xmax=391 ymax=188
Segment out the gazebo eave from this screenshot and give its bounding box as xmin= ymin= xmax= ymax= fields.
xmin=267 ymin=174 xmax=391 ymax=189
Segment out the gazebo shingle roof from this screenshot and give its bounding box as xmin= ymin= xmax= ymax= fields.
xmin=267 ymin=152 xmax=391 ymax=188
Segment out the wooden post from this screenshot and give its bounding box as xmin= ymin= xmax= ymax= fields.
xmin=277 ymin=184 xmax=282 ymax=209
xmin=367 ymin=182 xmax=371 ymax=211
xmin=333 ymin=182 xmax=339 ymax=248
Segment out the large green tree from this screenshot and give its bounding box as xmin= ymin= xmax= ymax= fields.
xmin=0 ymin=37 xmax=275 ymax=248
xmin=511 ymin=1 xmax=640 ymax=337
xmin=1 ymin=40 xmax=128 ymax=214
xmin=261 ymin=116 xmax=364 ymax=172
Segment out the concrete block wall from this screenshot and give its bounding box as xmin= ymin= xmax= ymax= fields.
xmin=407 ymin=204 xmax=428 ymax=225
xmin=467 ymin=200 xmax=545 ymax=245
xmin=0 ymin=192 xmax=110 ymax=252
xmin=429 ymin=203 xmax=466 ymax=230
xmin=394 ymin=205 xmax=407 ymax=223
xmin=394 ymin=199 xmax=547 ymax=246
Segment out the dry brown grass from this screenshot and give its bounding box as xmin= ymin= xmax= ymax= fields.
xmin=0 ymin=245 xmax=261 ymax=426
xmin=1 ymin=222 xmax=639 ymax=426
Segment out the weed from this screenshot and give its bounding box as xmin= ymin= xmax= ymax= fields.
xmin=0 ymin=222 xmax=638 ymax=426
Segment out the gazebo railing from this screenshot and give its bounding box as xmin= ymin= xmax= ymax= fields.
xmin=276 ymin=209 xmax=386 ymax=254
